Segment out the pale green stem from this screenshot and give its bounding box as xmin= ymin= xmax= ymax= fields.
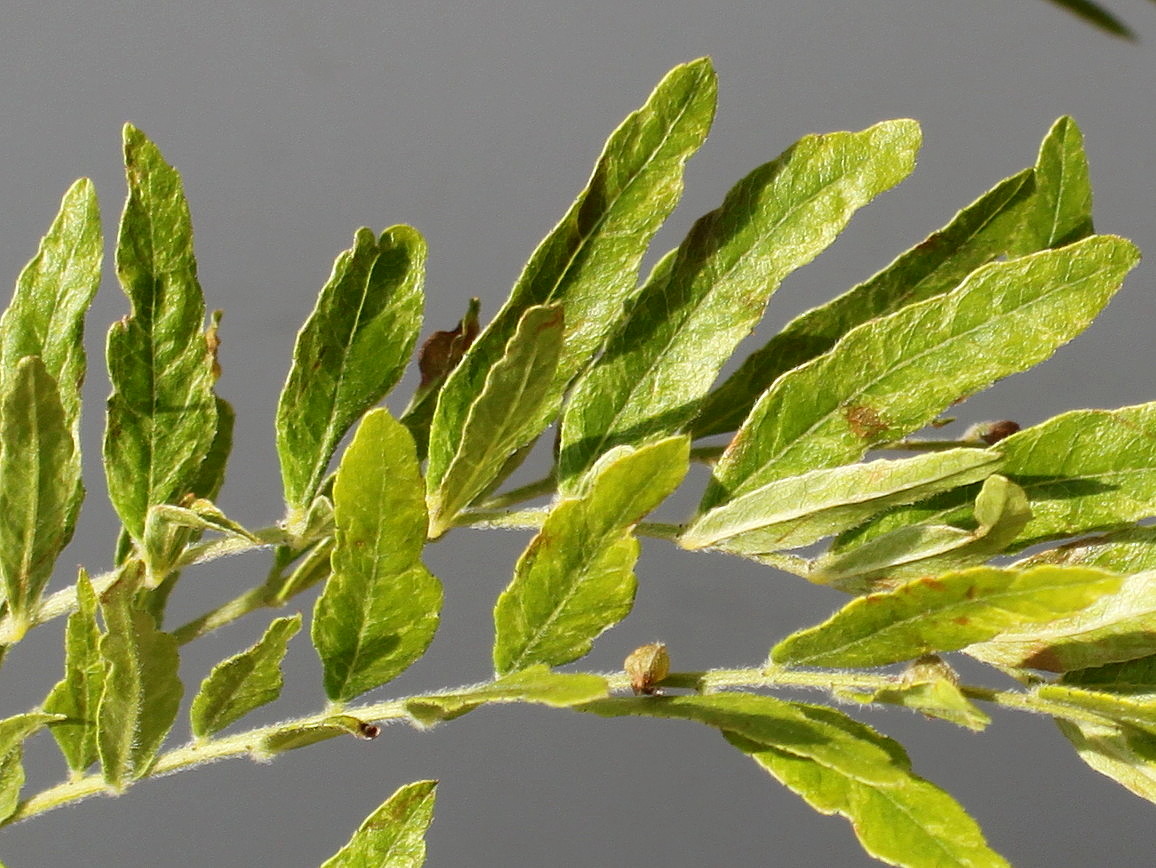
xmin=474 ymin=474 xmax=557 ymax=510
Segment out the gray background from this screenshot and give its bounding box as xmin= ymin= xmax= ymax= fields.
xmin=2 ymin=1 xmax=1155 ymax=865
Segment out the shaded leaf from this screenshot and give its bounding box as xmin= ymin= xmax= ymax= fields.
xmin=1010 ymin=115 xmax=1094 ymax=253
xmin=492 ymin=436 xmax=688 ymax=674
xmin=427 ymin=58 xmax=717 ymax=513
xmin=816 ymin=475 xmax=1031 ymax=593
xmin=694 ymin=167 xmax=1035 ymax=438
xmin=0 ymin=712 xmax=63 ymax=823
xmin=190 ymin=615 xmax=301 ymax=738
xmin=426 ymin=305 xmax=564 ymax=536
xmin=276 ymin=224 xmax=425 ymax=515
xmin=1042 ymin=0 xmax=1135 ymax=39
xmin=104 ymin=125 xmax=218 ymax=544
xmin=402 ymin=297 xmax=480 ymax=461
xmin=0 ymin=357 xmax=80 ymax=633
xmin=0 ymin=177 xmax=102 ymax=436
xmin=313 ymin=409 xmax=442 ymax=703
xmin=321 ymin=779 xmax=437 ymax=868
xmin=559 ymin=120 xmax=921 ymax=485
xmin=44 ymin=570 xmax=104 ymax=771
xmin=772 ymin=565 xmax=1121 ymax=669
xmin=97 ymin=570 xmax=183 ymax=789
xmin=407 ymin=666 xmax=608 ymax=728
xmin=701 ymin=236 xmax=1139 ymax=511
xmin=680 ymin=448 xmax=998 ymax=555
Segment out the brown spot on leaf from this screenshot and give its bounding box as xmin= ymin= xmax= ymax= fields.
xmin=417 ymin=299 xmax=480 ymax=388
xmin=842 ymin=404 xmax=888 ymax=440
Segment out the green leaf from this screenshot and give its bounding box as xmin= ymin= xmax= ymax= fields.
xmin=701 ymin=235 xmax=1140 ymax=511
xmin=313 ymin=409 xmax=442 ymax=703
xmin=104 ymin=125 xmax=219 ymax=544
xmin=0 ymin=357 xmax=80 ymax=634
xmin=559 ymin=119 xmax=921 ymax=485
xmin=190 ymin=615 xmax=301 ymax=739
xmin=815 ymin=475 xmax=1031 ymax=593
xmin=192 ymin=395 xmax=235 ymax=503
xmin=967 ymin=570 xmax=1156 ymax=672
xmin=407 ymin=666 xmax=609 ymax=727
xmin=492 ymin=436 xmax=689 ymax=675
xmin=693 ymin=167 xmax=1035 ymax=438
xmin=259 ymin=714 xmax=381 ymax=756
xmin=321 ymin=779 xmax=438 ymax=868
xmin=726 ymin=726 xmax=1008 ymax=867
xmin=679 ymin=448 xmax=999 ymax=555
xmin=45 ymin=570 xmax=104 ymax=772
xmin=1064 ymin=654 xmax=1156 ymax=700
xmin=426 ymin=58 xmax=717 ymax=510
xmin=401 ymin=297 xmax=480 ymax=462
xmin=1055 ymin=718 xmax=1156 ymax=803
xmin=97 ymin=570 xmax=183 ymax=789
xmin=0 ymin=712 xmax=63 ymax=823
xmin=426 ymin=305 xmax=564 ymax=536
xmin=840 ymin=657 xmax=991 ymax=731
xmin=1036 ymin=683 xmax=1156 ymax=734
xmin=276 ymin=225 xmax=425 ymax=515
xmin=1011 ymin=116 xmax=1094 ymax=253
xmin=0 ymin=177 xmax=102 ymax=437
xmin=771 ymin=565 xmax=1122 ymax=669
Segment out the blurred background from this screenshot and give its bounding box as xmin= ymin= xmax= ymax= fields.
xmin=1 ymin=1 xmax=1155 ymax=865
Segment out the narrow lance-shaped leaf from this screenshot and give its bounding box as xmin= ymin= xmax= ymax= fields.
xmin=1036 ymin=683 xmax=1156 ymax=735
xmin=1041 ymin=0 xmax=1134 ymax=41
xmin=0 ymin=177 xmax=102 ymax=435
xmin=841 ymin=400 xmax=1156 ymax=559
xmin=559 ymin=120 xmax=921 ymax=486
xmin=772 ymin=565 xmax=1121 ymax=669
xmin=104 ymin=125 xmax=218 ymax=544
xmin=702 ymin=235 xmax=1140 ymax=512
xmin=407 ymin=666 xmax=609 ymax=727
xmin=0 ymin=357 xmax=80 ymax=633
xmin=679 ymin=448 xmax=999 ymax=555
xmin=1011 ymin=115 xmax=1094 ymax=253
xmin=276 ymin=225 xmax=425 ymax=516
xmin=693 ymin=166 xmax=1035 ymax=438
xmin=97 ymin=570 xmax=183 ymax=789
xmin=0 ymin=712 xmax=65 ymax=823
xmin=45 ymin=570 xmax=104 ymax=772
xmin=190 ymin=615 xmax=301 ymax=739
xmin=427 ymin=58 xmax=717 ymax=506
xmin=427 ymin=305 xmax=563 ymax=536
xmin=815 ymin=475 xmax=1032 ymax=593
xmin=1054 ymin=717 xmax=1156 ymax=804
xmin=313 ymin=408 xmax=442 ymax=703
xmin=492 ymin=436 xmax=689 ymax=675
xmin=320 ymin=780 xmax=437 ymax=868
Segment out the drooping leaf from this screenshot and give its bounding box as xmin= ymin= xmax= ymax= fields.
xmin=679 ymin=448 xmax=999 ymax=555
xmin=771 ymin=565 xmax=1121 ymax=669
xmin=104 ymin=125 xmax=219 ymax=545
xmin=190 ymin=615 xmax=301 ymax=738
xmin=492 ymin=436 xmax=689 ymax=675
xmin=1011 ymin=115 xmax=1094 ymax=253
xmin=426 ymin=58 xmax=717 ymax=511
xmin=276 ymin=225 xmax=425 ymax=516
xmin=0 ymin=712 xmax=63 ymax=823
xmin=1042 ymin=0 xmax=1135 ymax=39
xmin=426 ymin=305 xmax=564 ymax=536
xmin=320 ymin=779 xmax=438 ymax=868
xmin=407 ymin=666 xmax=608 ymax=728
xmin=0 ymin=177 xmax=102 ymax=436
xmin=693 ymin=167 xmax=1035 ymax=438
xmin=815 ymin=475 xmax=1031 ymax=593
xmin=0 ymin=357 xmax=80 ymax=633
xmin=725 ymin=728 xmax=1008 ymax=867
xmin=559 ymin=120 xmax=921 ymax=486
xmin=402 ymin=297 xmax=480 ymax=461
xmin=1055 ymin=718 xmax=1156 ymax=803
xmin=701 ymin=236 xmax=1140 ymax=511
xmin=97 ymin=570 xmax=183 ymax=789
xmin=967 ymin=570 xmax=1156 ymax=672
xmin=313 ymin=409 xmax=442 ymax=703
xmin=45 ymin=570 xmax=104 ymax=772
xmin=840 ymin=656 xmax=991 ymax=731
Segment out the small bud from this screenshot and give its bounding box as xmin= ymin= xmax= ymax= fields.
xmin=625 ymin=643 xmax=670 ymax=695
